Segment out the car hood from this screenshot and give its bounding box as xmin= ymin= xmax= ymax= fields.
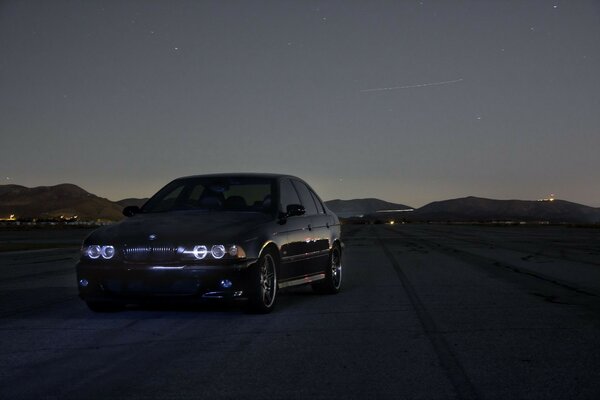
xmin=86 ymin=211 xmax=273 ymax=245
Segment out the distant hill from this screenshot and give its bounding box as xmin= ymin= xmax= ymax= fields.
xmin=115 ymin=198 xmax=149 ymax=209
xmin=409 ymin=196 xmax=600 ymax=223
xmin=325 ymin=198 xmax=413 ymax=218
xmin=2 ymin=184 xmax=599 ymax=224
xmin=0 ymin=184 xmax=124 ymax=221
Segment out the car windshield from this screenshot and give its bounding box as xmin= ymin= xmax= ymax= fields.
xmin=142 ymin=177 xmax=275 ymax=213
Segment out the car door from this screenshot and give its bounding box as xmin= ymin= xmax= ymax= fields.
xmin=307 ymin=188 xmax=332 ymax=272
xmin=277 ymin=178 xmax=313 ymax=280
xmin=290 ymin=179 xmax=328 ymax=275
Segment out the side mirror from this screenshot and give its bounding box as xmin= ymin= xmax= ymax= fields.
xmin=122 ymin=205 xmax=141 ymax=217
xmin=286 ymin=204 xmax=305 ymax=217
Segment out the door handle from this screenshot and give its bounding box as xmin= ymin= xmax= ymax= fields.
xmin=307 ymin=224 xmax=312 ymax=231
xmin=326 ymin=222 xmax=330 ymax=228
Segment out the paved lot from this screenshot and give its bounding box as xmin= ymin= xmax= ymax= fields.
xmin=1 ymin=224 xmax=599 ymax=399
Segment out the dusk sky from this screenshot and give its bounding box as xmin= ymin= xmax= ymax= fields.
xmin=1 ymin=0 xmax=599 ymax=207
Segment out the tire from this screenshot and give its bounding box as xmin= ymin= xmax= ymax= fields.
xmin=247 ymin=249 xmax=278 ymax=314
xmin=86 ymin=301 xmax=123 ymax=313
xmin=313 ymin=244 xmax=342 ymax=294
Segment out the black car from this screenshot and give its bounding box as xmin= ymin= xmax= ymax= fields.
xmin=76 ymin=173 xmax=342 ymax=313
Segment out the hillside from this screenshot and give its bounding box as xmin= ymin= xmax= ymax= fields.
xmin=325 ymin=198 xmax=413 ymax=218
xmin=410 ymin=196 xmax=600 ymax=223
xmin=0 ymin=184 xmax=124 ymax=221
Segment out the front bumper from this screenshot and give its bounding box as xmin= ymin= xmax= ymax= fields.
xmin=76 ymin=259 xmax=257 ymax=304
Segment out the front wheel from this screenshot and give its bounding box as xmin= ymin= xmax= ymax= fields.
xmin=313 ymin=244 xmax=342 ymax=294
xmin=247 ymin=250 xmax=278 ymax=313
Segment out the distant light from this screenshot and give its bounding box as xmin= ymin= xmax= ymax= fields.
xmin=389 ymin=220 xmax=395 ymax=225
xmin=79 ymin=279 xmax=89 ymax=287
xmin=537 ymin=194 xmax=556 ymax=202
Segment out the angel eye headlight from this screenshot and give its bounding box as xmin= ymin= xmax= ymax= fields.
xmin=211 ymin=245 xmax=226 ymax=259
xmin=87 ymin=245 xmax=101 ymax=259
xmin=181 ymin=244 xmax=246 ymax=260
xmin=193 ymin=245 xmax=207 ymax=260
xmin=101 ymin=245 xmax=115 ymax=259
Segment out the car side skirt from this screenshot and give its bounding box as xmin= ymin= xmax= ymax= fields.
xmin=278 ymin=272 xmax=325 ymax=289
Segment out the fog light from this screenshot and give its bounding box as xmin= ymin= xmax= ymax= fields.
xmin=220 ymin=279 xmax=233 ymax=289
xmin=79 ymin=279 xmax=89 ymax=287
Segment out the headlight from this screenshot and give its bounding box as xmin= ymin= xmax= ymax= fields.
xmin=228 ymin=245 xmax=239 ymax=257
xmin=101 ymin=246 xmax=115 ymax=259
xmin=181 ymin=244 xmax=246 ymax=260
xmin=211 ymin=245 xmax=226 ymax=259
xmin=86 ymin=245 xmax=101 ymax=259
xmin=192 ymin=245 xmax=208 ymax=260
xmin=83 ymin=245 xmax=115 ymax=260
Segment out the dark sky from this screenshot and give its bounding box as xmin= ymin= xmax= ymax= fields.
xmin=1 ymin=1 xmax=599 ymax=207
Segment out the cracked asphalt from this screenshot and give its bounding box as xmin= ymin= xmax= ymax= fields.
xmin=1 ymin=224 xmax=600 ymax=399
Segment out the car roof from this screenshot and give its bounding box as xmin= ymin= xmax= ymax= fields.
xmin=174 ymin=173 xmax=300 ymax=180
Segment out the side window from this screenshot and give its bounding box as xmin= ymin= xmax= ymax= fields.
xmin=309 ymin=190 xmax=326 ymax=214
xmin=279 ymin=179 xmax=301 ymax=210
xmin=188 ymin=184 xmax=205 ymax=202
xmin=291 ymin=180 xmax=318 ymax=215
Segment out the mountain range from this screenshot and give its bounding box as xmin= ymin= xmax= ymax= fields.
xmin=1 ymin=184 xmax=599 ymax=224
xmin=398 ymin=196 xmax=600 ymax=224
xmin=0 ymin=184 xmax=123 ymax=221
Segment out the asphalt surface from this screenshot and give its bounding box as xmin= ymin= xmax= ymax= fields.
xmin=1 ymin=224 xmax=600 ymax=400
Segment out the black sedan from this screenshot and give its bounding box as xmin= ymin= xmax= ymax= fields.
xmin=76 ymin=173 xmax=342 ymax=313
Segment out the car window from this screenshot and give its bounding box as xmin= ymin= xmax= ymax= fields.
xmin=309 ymin=190 xmax=326 ymax=214
xmin=225 ymin=184 xmax=272 ymax=208
xmin=146 ymin=185 xmax=185 ymax=212
xmin=279 ymin=178 xmax=301 ymax=210
xmin=142 ymin=177 xmax=275 ymax=213
xmin=291 ymin=180 xmax=318 ymax=215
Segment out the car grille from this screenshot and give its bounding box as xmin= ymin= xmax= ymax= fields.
xmin=122 ymin=246 xmax=180 ymax=262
